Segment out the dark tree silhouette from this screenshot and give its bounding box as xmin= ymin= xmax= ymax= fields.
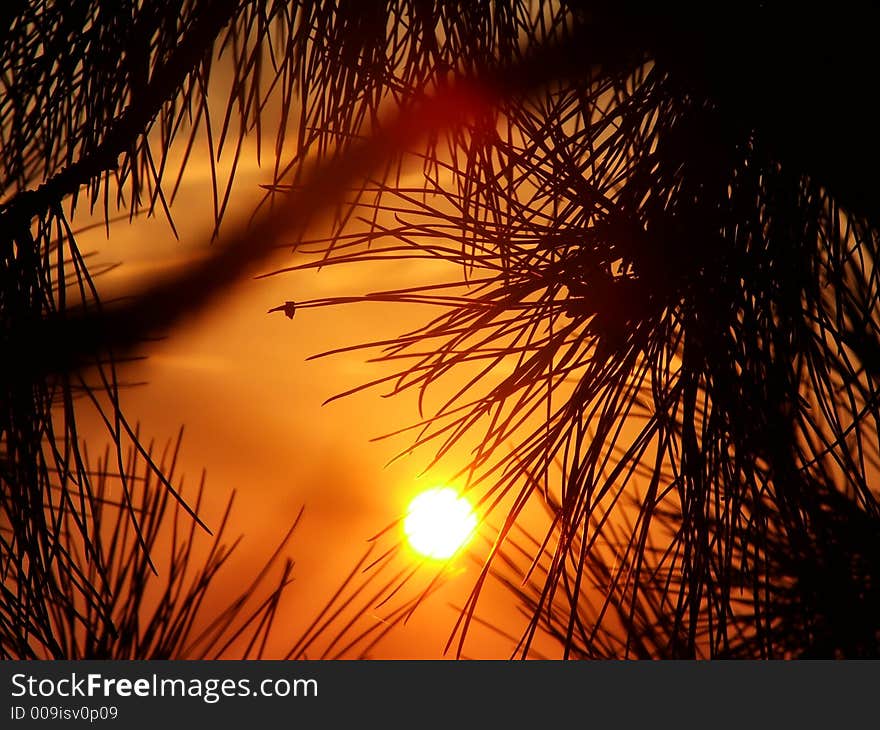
xmin=1 ymin=1 xmax=878 ymax=658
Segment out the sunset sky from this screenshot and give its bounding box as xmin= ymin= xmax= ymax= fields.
xmin=74 ymin=130 xmax=550 ymax=659
xmin=6 ymin=0 xmax=879 ymax=666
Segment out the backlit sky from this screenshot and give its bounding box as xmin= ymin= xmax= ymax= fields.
xmin=75 ymin=130 xmax=554 ymax=658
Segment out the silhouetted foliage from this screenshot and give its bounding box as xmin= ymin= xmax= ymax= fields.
xmin=2 ymin=1 xmax=878 ymax=658
xmin=266 ymin=4 xmax=880 ymax=658
xmin=1 ymin=430 xmax=300 ymax=659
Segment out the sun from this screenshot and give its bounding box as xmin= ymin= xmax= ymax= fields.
xmin=403 ymin=487 xmax=478 ymax=560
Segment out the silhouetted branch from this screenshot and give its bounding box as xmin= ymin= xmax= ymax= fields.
xmin=4 ymin=0 xmax=880 ymax=660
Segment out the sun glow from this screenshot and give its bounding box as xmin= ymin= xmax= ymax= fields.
xmin=403 ymin=487 xmax=477 ymax=560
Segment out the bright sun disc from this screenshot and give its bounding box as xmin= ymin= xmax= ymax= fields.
xmin=404 ymin=488 xmax=477 ymax=559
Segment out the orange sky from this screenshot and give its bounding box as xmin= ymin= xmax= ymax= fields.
xmin=72 ymin=130 xmax=561 ymax=658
